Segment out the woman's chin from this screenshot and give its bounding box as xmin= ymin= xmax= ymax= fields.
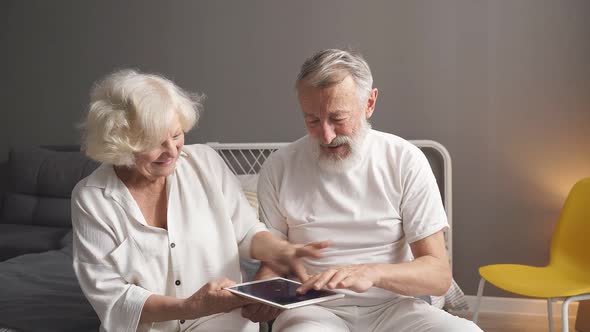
xmin=151 ymin=161 xmax=177 ymax=176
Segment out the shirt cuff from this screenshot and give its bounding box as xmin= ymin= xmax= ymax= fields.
xmin=124 ymin=285 xmax=153 ymax=332
xmin=405 ymin=222 xmax=449 ymax=244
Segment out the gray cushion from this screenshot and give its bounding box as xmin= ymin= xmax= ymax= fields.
xmin=0 ymin=224 xmax=70 ymax=261
xmin=59 ymin=230 xmax=73 ymax=249
xmin=0 ymin=248 xmax=100 ymax=331
xmin=1 ymin=146 xmax=98 ymax=227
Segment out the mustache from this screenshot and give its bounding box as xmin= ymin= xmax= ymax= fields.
xmin=320 ymin=136 xmax=352 ymax=147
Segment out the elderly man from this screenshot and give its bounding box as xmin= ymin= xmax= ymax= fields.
xmin=242 ymin=49 xmax=481 ymax=331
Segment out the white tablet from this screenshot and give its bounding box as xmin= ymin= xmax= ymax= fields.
xmin=225 ymin=277 xmax=345 ymax=310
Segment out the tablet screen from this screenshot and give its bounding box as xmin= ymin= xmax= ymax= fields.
xmin=226 ymin=277 xmax=344 ymax=309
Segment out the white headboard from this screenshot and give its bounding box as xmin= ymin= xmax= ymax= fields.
xmin=207 ymin=140 xmax=453 ymax=267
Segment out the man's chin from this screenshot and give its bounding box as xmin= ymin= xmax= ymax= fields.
xmin=318 ymin=150 xmax=360 ymax=173
xmin=320 ymin=145 xmax=350 ymax=159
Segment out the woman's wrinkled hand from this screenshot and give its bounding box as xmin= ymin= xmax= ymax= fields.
xmin=265 ymin=240 xmax=332 ymax=282
xmin=183 ymin=278 xmax=254 ymax=319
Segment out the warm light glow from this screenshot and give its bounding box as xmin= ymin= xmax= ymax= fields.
xmin=503 ymin=132 xmax=590 ymax=209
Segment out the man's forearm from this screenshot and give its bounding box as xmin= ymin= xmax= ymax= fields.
xmin=372 ymin=256 xmax=451 ymax=296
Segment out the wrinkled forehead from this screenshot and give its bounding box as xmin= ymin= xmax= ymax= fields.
xmin=297 ymin=76 xmax=360 ymax=108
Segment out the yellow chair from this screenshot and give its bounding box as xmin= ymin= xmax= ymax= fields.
xmin=472 ymin=177 xmax=590 ymax=332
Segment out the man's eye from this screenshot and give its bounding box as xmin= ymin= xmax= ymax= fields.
xmin=332 ymin=118 xmax=346 ymax=122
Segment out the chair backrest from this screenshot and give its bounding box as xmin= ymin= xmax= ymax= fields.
xmin=550 ymin=177 xmax=590 ymax=273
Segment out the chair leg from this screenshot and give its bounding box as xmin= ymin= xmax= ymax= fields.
xmin=547 ymin=298 xmax=554 ymax=332
xmin=472 ymin=277 xmax=485 ymax=324
xmin=562 ymin=297 xmax=572 ymax=332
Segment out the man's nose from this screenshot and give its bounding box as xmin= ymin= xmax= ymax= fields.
xmin=320 ymin=122 xmax=336 ymax=144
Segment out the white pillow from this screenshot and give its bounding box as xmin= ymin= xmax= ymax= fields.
xmin=236 ymin=174 xmax=259 ymax=193
xmin=236 ymin=174 xmax=260 ymax=216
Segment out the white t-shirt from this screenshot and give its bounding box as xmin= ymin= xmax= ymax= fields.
xmin=72 ymin=144 xmax=267 ymax=331
xmin=258 ymin=130 xmax=448 ymax=306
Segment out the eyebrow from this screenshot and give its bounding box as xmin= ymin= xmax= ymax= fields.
xmin=331 ymin=111 xmax=350 ymax=117
xmin=303 ymin=110 xmax=351 ymax=118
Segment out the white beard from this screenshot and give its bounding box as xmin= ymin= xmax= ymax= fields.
xmin=309 ymin=119 xmax=371 ymax=173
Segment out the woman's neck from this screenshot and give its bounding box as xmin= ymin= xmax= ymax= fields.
xmin=114 ymin=165 xmax=166 ymax=192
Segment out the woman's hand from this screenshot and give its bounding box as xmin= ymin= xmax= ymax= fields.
xmin=269 ymin=241 xmax=332 ymax=282
xmin=251 ymin=232 xmax=331 ymax=282
xmin=183 ymin=278 xmax=253 ymax=318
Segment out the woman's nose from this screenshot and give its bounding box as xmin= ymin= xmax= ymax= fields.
xmin=162 ymin=138 xmax=177 ymax=156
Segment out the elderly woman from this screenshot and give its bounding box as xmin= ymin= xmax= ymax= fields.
xmin=72 ymin=70 xmax=326 ymax=332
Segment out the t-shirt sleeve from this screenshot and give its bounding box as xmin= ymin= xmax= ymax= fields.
xmin=400 ymin=147 xmax=449 ymax=244
xmin=257 ymin=160 xmax=288 ymax=240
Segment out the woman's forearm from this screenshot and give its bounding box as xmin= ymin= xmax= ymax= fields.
xmin=139 ymin=294 xmax=190 ymax=323
xmin=255 ymin=263 xmax=283 ymax=279
xmin=250 ymin=231 xmax=291 ymax=262
xmin=140 ymin=279 xmax=252 ymax=323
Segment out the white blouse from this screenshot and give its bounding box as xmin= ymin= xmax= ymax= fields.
xmin=72 ymin=144 xmax=267 ymax=331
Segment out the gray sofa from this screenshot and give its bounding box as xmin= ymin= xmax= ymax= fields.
xmin=0 ymin=146 xmax=100 ymax=331
xmin=0 ymin=146 xmax=98 ymax=260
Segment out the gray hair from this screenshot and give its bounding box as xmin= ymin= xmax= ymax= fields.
xmin=296 ymin=49 xmax=373 ymax=102
xmin=82 ymin=69 xmax=204 ymax=166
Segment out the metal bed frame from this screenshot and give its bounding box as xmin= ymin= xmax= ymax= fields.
xmin=207 ymin=140 xmax=454 ymax=267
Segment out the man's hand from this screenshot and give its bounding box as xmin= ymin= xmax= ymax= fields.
xmin=183 ymin=278 xmax=253 ymax=318
xmin=296 ymin=264 xmax=378 ymax=294
xmin=241 ymin=303 xmax=282 ymax=323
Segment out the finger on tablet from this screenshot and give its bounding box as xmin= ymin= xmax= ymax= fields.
xmin=291 ymin=261 xmax=310 ymax=282
xmin=327 ymin=270 xmax=349 ymax=289
xmin=296 ymin=274 xmax=320 ymax=294
xmin=312 ymin=269 xmax=338 ymax=290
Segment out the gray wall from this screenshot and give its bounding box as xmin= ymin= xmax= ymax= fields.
xmin=1 ymin=0 xmax=589 ymax=297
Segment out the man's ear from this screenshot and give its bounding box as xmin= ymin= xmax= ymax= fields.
xmin=365 ymin=88 xmax=378 ymax=119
